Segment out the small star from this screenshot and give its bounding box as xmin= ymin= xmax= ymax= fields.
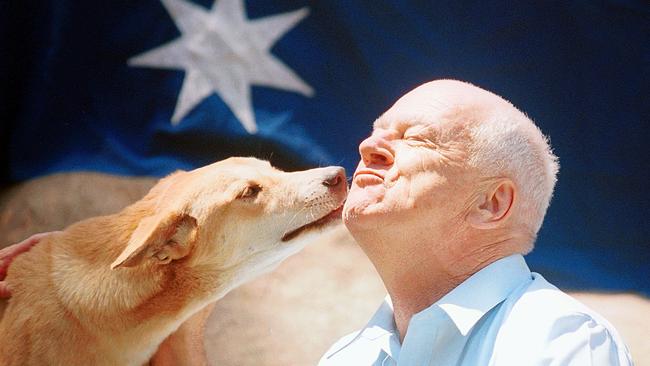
xmin=129 ymin=0 xmax=314 ymax=133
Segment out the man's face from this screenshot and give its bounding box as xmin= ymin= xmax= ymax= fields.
xmin=343 ymin=83 xmax=478 ymax=231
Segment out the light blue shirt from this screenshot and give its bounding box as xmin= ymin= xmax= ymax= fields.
xmin=319 ymin=255 xmax=632 ymax=366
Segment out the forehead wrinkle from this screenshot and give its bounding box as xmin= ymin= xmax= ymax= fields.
xmin=373 ymin=112 xmax=440 ymax=133
xmin=373 ymin=94 xmax=461 ymax=130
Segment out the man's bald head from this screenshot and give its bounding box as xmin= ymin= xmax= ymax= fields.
xmin=387 ymin=79 xmax=559 ymax=249
xmin=346 ymin=79 xmax=558 ymax=259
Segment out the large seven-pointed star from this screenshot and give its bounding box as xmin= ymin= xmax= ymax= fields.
xmin=129 ymin=0 xmax=314 ymax=133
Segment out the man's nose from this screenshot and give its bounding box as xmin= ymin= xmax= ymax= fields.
xmin=358 ymin=132 xmax=394 ymax=166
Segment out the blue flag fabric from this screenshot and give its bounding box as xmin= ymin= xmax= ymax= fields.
xmin=2 ymin=1 xmax=648 ymax=295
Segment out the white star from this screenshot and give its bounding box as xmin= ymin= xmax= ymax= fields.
xmin=129 ymin=0 xmax=314 ymax=133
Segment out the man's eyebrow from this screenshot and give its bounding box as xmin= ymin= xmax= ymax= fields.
xmin=373 ymin=113 xmax=431 ymax=130
xmin=372 ymin=113 xmax=393 ymax=129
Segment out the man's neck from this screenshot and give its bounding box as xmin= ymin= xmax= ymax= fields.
xmin=350 ymin=225 xmax=521 ymax=342
xmin=389 ymin=253 xmax=507 ymax=342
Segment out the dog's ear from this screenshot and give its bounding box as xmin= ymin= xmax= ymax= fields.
xmin=110 ymin=212 xmax=198 ymax=269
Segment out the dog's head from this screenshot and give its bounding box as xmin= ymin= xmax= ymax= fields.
xmin=110 ymin=157 xmax=346 ymax=286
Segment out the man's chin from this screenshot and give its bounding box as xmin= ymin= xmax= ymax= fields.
xmin=342 ymin=202 xmax=385 ymax=227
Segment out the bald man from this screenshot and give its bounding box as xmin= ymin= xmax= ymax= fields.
xmin=319 ymin=80 xmax=632 ymax=365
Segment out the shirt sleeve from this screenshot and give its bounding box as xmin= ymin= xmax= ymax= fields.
xmin=539 ymin=313 xmax=633 ymax=366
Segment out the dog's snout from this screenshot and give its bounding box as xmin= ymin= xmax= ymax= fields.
xmin=323 ymin=167 xmax=346 ymax=189
xmin=323 ymin=174 xmax=341 ymax=187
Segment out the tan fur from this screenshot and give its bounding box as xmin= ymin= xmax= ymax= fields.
xmin=0 ymin=157 xmax=346 ymax=366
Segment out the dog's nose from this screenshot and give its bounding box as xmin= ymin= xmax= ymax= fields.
xmin=323 ymin=167 xmax=346 ymax=189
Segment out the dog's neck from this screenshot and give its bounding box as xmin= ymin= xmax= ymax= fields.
xmin=52 ymin=205 xmax=163 ymax=314
xmin=48 ymin=203 xmax=224 ymax=351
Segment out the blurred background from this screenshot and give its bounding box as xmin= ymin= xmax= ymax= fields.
xmin=1 ymin=0 xmax=648 ymax=365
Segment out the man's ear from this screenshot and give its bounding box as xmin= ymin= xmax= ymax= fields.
xmin=466 ymin=179 xmax=516 ymax=229
xmin=111 ymin=212 xmax=198 ymax=269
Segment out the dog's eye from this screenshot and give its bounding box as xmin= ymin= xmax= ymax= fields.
xmin=239 ymin=184 xmax=262 ymax=199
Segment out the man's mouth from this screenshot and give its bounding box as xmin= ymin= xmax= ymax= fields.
xmin=353 ymin=170 xmax=384 ymax=180
xmin=353 ymin=170 xmax=385 ymax=186
xmin=281 ymin=203 xmax=345 ymax=242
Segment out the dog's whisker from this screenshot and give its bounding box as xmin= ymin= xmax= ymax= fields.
xmin=281 ymin=205 xmax=309 ymax=236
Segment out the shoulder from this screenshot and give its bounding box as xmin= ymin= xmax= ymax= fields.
xmin=492 ymin=273 xmax=633 ymax=365
xmin=503 ymin=273 xmax=620 ymax=330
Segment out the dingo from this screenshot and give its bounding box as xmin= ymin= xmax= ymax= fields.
xmin=0 ymin=157 xmax=346 ymax=366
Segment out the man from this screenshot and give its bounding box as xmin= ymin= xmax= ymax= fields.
xmin=319 ymin=79 xmax=632 ymax=365
xmin=1 ymin=80 xmax=632 ymax=365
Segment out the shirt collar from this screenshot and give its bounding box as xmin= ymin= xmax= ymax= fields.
xmin=419 ymin=254 xmax=532 ymax=336
xmin=360 ymin=298 xmax=397 ymax=339
xmin=327 ymin=254 xmax=532 ymax=358
xmin=359 ymin=298 xmax=401 ymax=358
xmin=325 ymin=299 xmax=401 ymax=360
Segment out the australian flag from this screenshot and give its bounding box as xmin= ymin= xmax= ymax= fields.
xmin=1 ymin=1 xmax=648 ymax=295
